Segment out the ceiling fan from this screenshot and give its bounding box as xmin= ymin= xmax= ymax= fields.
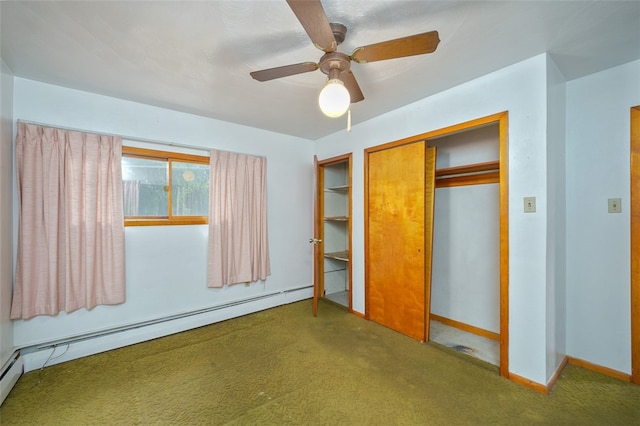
xmin=250 ymin=0 xmax=440 ymax=118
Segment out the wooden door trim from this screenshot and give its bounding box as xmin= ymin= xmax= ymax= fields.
xmin=317 ymin=153 xmax=353 ymax=312
xmin=424 ymin=146 xmax=437 ymax=342
xmin=364 ymin=111 xmax=509 ymax=378
xmin=498 ymin=112 xmax=510 ymax=378
xmin=366 ymin=112 xmax=507 ymax=152
xmin=313 ymin=155 xmax=322 ymax=316
xmin=631 ymin=106 xmax=639 ymax=385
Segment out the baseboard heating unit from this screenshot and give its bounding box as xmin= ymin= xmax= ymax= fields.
xmin=0 ymin=351 xmax=23 ymax=405
xmin=19 ymin=285 xmax=313 ymax=374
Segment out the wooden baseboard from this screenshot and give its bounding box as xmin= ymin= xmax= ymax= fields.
xmin=350 ymin=309 xmax=365 ymax=319
xmin=508 ymin=372 xmax=548 ymax=395
xmin=510 ymin=355 xmax=632 ymax=396
xmin=509 ymin=356 xmax=572 ymax=395
xmin=509 ymin=357 xmax=567 ymax=395
xmin=546 ymin=356 xmax=569 ymax=392
xmin=430 ymin=313 xmax=500 ymax=341
xmin=567 ymin=356 xmax=632 ymax=382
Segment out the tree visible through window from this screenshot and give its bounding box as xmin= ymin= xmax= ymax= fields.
xmin=122 ymin=146 xmax=209 ymax=226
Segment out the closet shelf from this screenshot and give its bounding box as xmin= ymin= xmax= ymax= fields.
xmin=324 ymin=251 xmax=349 ymax=261
xmin=325 ymin=216 xmax=348 ymax=221
xmin=435 ymin=160 xmax=499 ymax=177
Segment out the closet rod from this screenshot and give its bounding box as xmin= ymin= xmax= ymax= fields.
xmin=16 ymin=119 xmax=212 ymax=154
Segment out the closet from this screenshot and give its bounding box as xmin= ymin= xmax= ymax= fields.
xmin=364 ymin=112 xmax=509 ymax=376
xmin=428 ymin=124 xmax=500 ymax=366
xmin=314 ymin=155 xmax=352 ymax=310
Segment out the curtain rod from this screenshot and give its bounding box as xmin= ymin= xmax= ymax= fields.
xmin=16 ymin=119 xmax=212 ymax=153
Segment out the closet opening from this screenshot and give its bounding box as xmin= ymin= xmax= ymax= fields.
xmin=364 ymin=111 xmax=509 ymax=377
xmin=427 ymin=124 xmax=501 ymax=366
xmin=314 ymin=154 xmax=352 ymax=311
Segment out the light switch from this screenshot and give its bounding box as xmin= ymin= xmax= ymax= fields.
xmin=523 ymin=196 xmax=536 ymax=213
xmin=608 ymin=198 xmax=622 ymax=213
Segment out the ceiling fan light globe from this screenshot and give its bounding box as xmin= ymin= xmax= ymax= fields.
xmin=319 ymin=79 xmax=350 ymax=118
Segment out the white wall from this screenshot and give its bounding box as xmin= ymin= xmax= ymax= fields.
xmin=0 ymin=60 xmax=15 ymax=370
xmin=316 ymin=54 xmax=551 ymax=384
xmin=545 ymin=57 xmax=567 ymax=380
xmin=11 ymin=79 xmax=315 ymax=357
xmin=566 ymin=59 xmax=640 ymax=374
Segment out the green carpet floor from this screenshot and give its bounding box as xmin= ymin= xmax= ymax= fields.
xmin=1 ymin=299 xmax=639 ymax=425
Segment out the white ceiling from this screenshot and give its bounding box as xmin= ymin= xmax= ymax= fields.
xmin=1 ymin=1 xmax=639 ymax=140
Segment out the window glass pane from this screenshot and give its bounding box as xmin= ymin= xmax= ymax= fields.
xmin=122 ymin=157 xmax=168 ymax=216
xmin=172 ymin=161 xmax=209 ymax=216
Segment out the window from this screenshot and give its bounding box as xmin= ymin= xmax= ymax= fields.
xmin=122 ymin=146 xmax=209 ymax=226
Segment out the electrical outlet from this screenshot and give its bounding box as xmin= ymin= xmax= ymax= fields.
xmin=608 ymin=198 xmax=622 ymax=213
xmin=523 ymin=196 xmax=536 ymax=213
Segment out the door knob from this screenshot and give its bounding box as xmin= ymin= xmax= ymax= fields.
xmin=308 ymin=238 xmax=322 ymax=244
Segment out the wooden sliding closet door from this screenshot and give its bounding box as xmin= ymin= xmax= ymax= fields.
xmin=366 ymin=142 xmax=436 ymax=341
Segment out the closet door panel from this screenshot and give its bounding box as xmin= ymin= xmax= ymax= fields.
xmin=367 ymin=141 xmax=428 ymax=340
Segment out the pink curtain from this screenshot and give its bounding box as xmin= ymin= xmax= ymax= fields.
xmin=208 ymin=150 xmax=270 ymax=287
xmin=11 ymin=122 xmax=126 ymax=320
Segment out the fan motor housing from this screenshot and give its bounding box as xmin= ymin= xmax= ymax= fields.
xmin=319 ymin=51 xmax=351 ymax=77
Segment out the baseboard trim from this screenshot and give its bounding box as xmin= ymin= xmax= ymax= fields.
xmin=567 ymin=356 xmax=632 ymax=382
xmin=510 ymin=355 xmax=633 ymax=396
xmin=350 ymin=309 xmax=365 ymax=319
xmin=502 ymin=358 xmax=567 ymax=395
xmin=546 ymin=356 xmax=569 ymax=392
xmin=508 ymin=372 xmax=548 ymax=394
xmin=430 ymin=313 xmax=500 ymax=341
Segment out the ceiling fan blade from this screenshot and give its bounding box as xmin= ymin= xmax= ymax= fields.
xmin=286 ymin=0 xmax=337 ymax=52
xmin=351 ymin=31 xmax=440 ymax=64
xmin=250 ymin=62 xmax=319 ymax=82
xmin=342 ymin=70 xmax=364 ymax=103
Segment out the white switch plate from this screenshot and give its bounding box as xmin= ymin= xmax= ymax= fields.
xmin=608 ymin=198 xmax=622 ymax=213
xmin=523 ymin=196 xmax=536 ymax=213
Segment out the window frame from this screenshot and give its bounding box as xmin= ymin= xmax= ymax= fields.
xmin=122 ymin=146 xmax=210 ymax=226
